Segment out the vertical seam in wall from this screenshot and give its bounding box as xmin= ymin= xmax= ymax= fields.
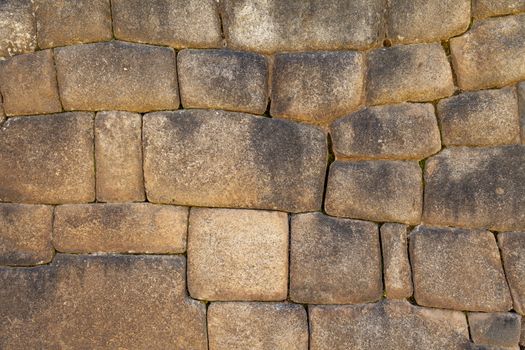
xmin=141 ymin=113 xmax=148 ymax=202
xmin=138 ymin=113 xmax=146 ymax=200
xmin=217 ymin=0 xmax=227 ymax=46
xmin=174 ymin=50 xmax=183 ymax=110
xmin=378 ymin=223 xmax=386 ymax=299
xmin=92 ymin=112 xmax=97 ymax=203
xmin=287 ymin=213 xmax=291 ymax=301
xmin=493 ymin=230 xmax=516 ymax=309
xmin=108 ymin=0 xmax=115 ymax=39
xmin=406 ymin=227 xmax=417 ymax=304
xmin=50 ymin=49 xmax=65 ymax=112
xmin=320 ymin=133 xmax=335 ymax=214
xmin=205 ymin=301 xmax=211 ymax=350
xmin=305 ymin=304 xmax=311 ymax=350
xmin=50 ymin=205 xmax=58 ymax=259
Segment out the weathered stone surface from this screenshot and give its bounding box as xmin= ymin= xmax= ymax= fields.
xmin=0 ymin=0 xmax=36 ymax=58
xmin=0 ymin=50 xmax=61 ymax=116
xmin=498 ymin=232 xmax=525 ymax=315
xmin=423 ymin=146 xmax=525 ymax=231
xmin=208 ymin=302 xmax=308 ymax=350
xmin=112 ymin=0 xmax=222 ymax=48
xmin=178 ymin=49 xmax=268 ymax=114
xmin=221 ymin=0 xmax=384 ymax=53
xmin=325 ymin=160 xmax=422 ymax=224
xmin=95 ymin=111 xmax=144 ymax=202
xmin=0 ymin=204 xmax=53 ymax=266
xmin=35 ymin=0 xmax=112 ymax=48
xmin=188 ymin=208 xmax=288 ymax=301
xmin=366 ymin=43 xmax=454 ymax=105
xmin=331 ymin=103 xmax=441 ymax=160
xmin=53 ymin=203 xmax=188 ymax=254
xmin=143 ymin=110 xmax=326 ymax=212
xmin=437 ymin=87 xmax=520 ymax=146
xmin=381 ymin=223 xmax=413 ymax=299
xmin=387 ymin=0 xmax=470 ymax=44
xmin=450 ymin=15 xmax=525 ymax=90
xmin=0 ymin=254 xmax=207 ymax=349
xmin=290 ymin=213 xmax=382 ymax=304
xmin=54 ymin=41 xmax=179 ymax=112
xmin=410 ymin=225 xmax=512 ymax=312
xmin=521 ymin=320 xmax=525 ymax=346
xmin=309 ymin=300 xmax=470 ymax=350
xmin=473 ymin=0 xmax=525 ymax=19
xmin=0 ymin=113 xmax=95 ymax=204
xmin=468 ymin=312 xmax=521 ymax=348
xmin=270 ymin=51 xmax=364 ymax=124
xmin=519 ymin=82 xmax=525 ymax=144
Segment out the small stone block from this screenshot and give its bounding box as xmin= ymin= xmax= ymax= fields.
xmin=468 ymin=312 xmax=521 ymax=348
xmin=0 ymin=0 xmax=36 ymax=58
xmin=498 ymin=232 xmax=525 ymax=315
xmin=381 ymin=223 xmax=413 ymax=299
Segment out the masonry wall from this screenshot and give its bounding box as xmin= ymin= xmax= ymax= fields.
xmin=1 ymin=0 xmax=525 ymax=349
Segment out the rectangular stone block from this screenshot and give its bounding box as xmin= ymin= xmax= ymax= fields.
xmin=450 ymin=15 xmax=525 ymax=90
xmin=290 ymin=213 xmax=382 ymax=304
xmin=325 ymin=160 xmax=422 ymax=224
xmin=53 ymin=203 xmax=188 ymax=254
xmin=178 ymin=49 xmax=268 ymax=114
xmin=143 ymin=110 xmax=326 ymax=212
xmin=95 ymin=111 xmax=144 ymax=202
xmin=55 ymin=41 xmax=179 ymax=112
xmin=0 ymin=0 xmax=36 ymax=58
xmin=0 ymin=113 xmax=95 ymax=204
xmin=468 ymin=312 xmax=521 ymax=348
xmin=0 ymin=204 xmax=53 ymax=266
xmin=423 ymin=146 xmax=525 ymax=231
xmin=270 ymin=51 xmax=364 ymax=124
xmin=381 ymin=223 xmax=413 ymax=299
xmin=410 ymin=226 xmax=512 ymax=312
xmin=188 ymin=208 xmax=288 ymax=301
xmin=498 ymin=232 xmax=525 ymax=315
xmin=473 ymin=0 xmax=525 ymax=19
xmin=519 ymin=82 xmax=525 ymax=144
xmin=330 ymin=103 xmax=441 ymax=160
xmin=0 ymin=50 xmax=62 ymax=116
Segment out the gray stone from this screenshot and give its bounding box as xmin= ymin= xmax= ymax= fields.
xmin=473 ymin=0 xmax=525 ymax=19
xmin=0 ymin=0 xmax=36 ymax=58
xmin=498 ymin=232 xmax=525 ymax=315
xmin=468 ymin=312 xmax=521 ymax=348
xmin=381 ymin=223 xmax=413 ymax=299
xmin=519 ymin=82 xmax=525 ymax=144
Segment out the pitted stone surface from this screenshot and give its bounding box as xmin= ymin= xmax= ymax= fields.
xmin=0 ymin=0 xmax=36 ymax=58
xmin=381 ymin=223 xmax=413 ymax=299
xmin=473 ymin=0 xmax=525 ymax=19
xmin=468 ymin=312 xmax=522 ymax=348
xmin=498 ymin=232 xmax=525 ymax=315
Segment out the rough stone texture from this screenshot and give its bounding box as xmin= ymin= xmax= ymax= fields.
xmin=468 ymin=312 xmax=522 ymax=348
xmin=0 ymin=50 xmax=61 ymax=116
xmin=53 ymin=203 xmax=188 ymax=254
xmin=437 ymin=87 xmax=520 ymax=146
xmin=208 ymin=302 xmax=308 ymax=350
xmin=95 ymin=111 xmax=144 ymax=202
xmin=270 ymin=51 xmax=364 ymax=124
xmin=54 ymin=41 xmax=179 ymax=112
xmin=35 ymin=0 xmax=112 ymax=49
xmin=498 ymin=232 xmax=525 ymax=315
xmin=221 ymin=0 xmax=384 ymax=53
xmin=0 ymin=254 xmax=207 ymax=349
xmin=473 ymin=0 xmax=525 ymax=19
xmin=325 ymin=160 xmax=422 ymax=224
xmin=519 ymin=82 xmax=525 ymax=144
xmin=178 ymin=49 xmax=268 ymax=114
xmin=309 ymin=300 xmax=470 ymax=350
xmin=522 ymin=321 xmax=525 ymax=346
xmin=112 ymin=0 xmax=222 ymax=49
xmin=289 ymin=213 xmax=382 ymax=304
xmin=0 ymin=204 xmax=53 ymax=266
xmin=410 ymin=225 xmax=512 ymax=312
xmin=381 ymin=223 xmax=413 ymax=299
xmin=423 ymin=146 xmax=525 ymax=231
xmin=0 ymin=0 xmax=36 ymax=58
xmin=143 ymin=110 xmax=326 ymax=212
xmin=188 ymin=208 xmax=288 ymax=301
xmin=366 ymin=43 xmax=454 ymax=105
xmin=450 ymin=15 xmax=525 ymax=91
xmin=387 ymin=0 xmax=470 ymax=44
xmin=331 ymin=103 xmax=441 ymax=160
xmin=0 ymin=113 xmax=95 ymax=204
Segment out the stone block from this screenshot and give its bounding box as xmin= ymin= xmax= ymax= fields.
xmin=498 ymin=232 xmax=525 ymax=315
xmin=473 ymin=0 xmax=525 ymax=19
xmin=381 ymin=223 xmax=413 ymax=299
xmin=0 ymin=0 xmax=36 ymax=58
xmin=519 ymin=82 xmax=525 ymax=144
xmin=468 ymin=312 xmax=521 ymax=348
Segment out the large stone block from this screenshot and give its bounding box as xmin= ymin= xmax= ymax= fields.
xmin=468 ymin=312 xmax=522 ymax=349
xmin=498 ymin=232 xmax=525 ymax=315
xmin=54 ymin=41 xmax=179 ymax=112
xmin=187 ymin=208 xmax=288 ymax=301
xmin=423 ymin=146 xmax=525 ymax=231
xmin=290 ymin=213 xmax=382 ymax=304
xmin=143 ymin=110 xmax=326 ymax=212
xmin=381 ymin=223 xmax=413 ymax=299
xmin=0 ymin=0 xmax=36 ymax=58
xmin=0 ymin=254 xmax=207 ymax=349
xmin=473 ymin=0 xmax=525 ymax=19
xmin=410 ymin=226 xmax=512 ymax=312
xmin=0 ymin=113 xmax=95 ymax=204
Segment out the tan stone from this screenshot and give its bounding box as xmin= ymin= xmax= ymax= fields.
xmin=325 ymin=160 xmax=422 ymax=224
xmin=208 ymin=302 xmax=308 ymax=350
xmin=53 ymin=203 xmax=188 ymax=254
xmin=0 ymin=50 xmax=61 ymax=116
xmin=450 ymin=15 xmax=525 ymax=90
xmin=35 ymin=0 xmax=112 ymax=49
xmin=95 ymin=111 xmax=144 ymax=202
xmin=178 ymin=49 xmax=268 ymax=114
xmin=366 ymin=43 xmax=454 ymax=105
xmin=270 ymin=51 xmax=365 ymax=124
xmin=498 ymin=232 xmax=525 ymax=315
xmin=143 ymin=110 xmax=326 ymax=212
xmin=473 ymin=0 xmax=525 ymax=19
xmin=0 ymin=0 xmax=36 ymax=58
xmin=0 ymin=113 xmax=95 ymax=204
xmin=290 ymin=213 xmax=381 ymax=304
xmin=410 ymin=225 xmax=512 ymax=312
xmin=331 ymin=103 xmax=441 ymax=160
xmin=381 ymin=223 xmax=413 ymax=299
xmin=468 ymin=312 xmax=521 ymax=348
xmin=112 ymin=0 xmax=222 ymax=48
xmin=0 ymin=254 xmax=207 ymax=349
xmin=0 ymin=204 xmax=53 ymax=266
xmin=54 ymin=41 xmax=179 ymax=112
xmin=519 ymin=82 xmax=525 ymax=144
xmin=309 ymin=300 xmax=470 ymax=350
xmin=437 ymin=87 xmax=520 ymax=146
xmin=187 ymin=208 xmax=288 ymax=301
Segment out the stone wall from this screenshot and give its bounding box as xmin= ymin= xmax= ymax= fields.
xmin=0 ymin=0 xmax=525 ymax=349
